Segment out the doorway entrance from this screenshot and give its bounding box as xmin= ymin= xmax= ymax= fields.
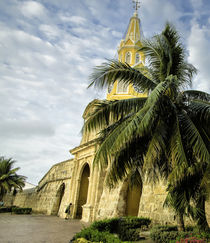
xmin=76 ymin=163 xmax=90 ymax=218
xmin=125 ymin=185 xmax=141 ymax=216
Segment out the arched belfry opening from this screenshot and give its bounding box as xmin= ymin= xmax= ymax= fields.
xmin=52 ymin=183 xmax=65 ymax=215
xmin=125 ymin=185 xmax=141 ymax=216
xmin=76 ymin=163 xmax=90 ymax=219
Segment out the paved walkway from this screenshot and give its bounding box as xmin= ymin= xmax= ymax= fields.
xmin=0 ymin=213 xmax=86 ymax=243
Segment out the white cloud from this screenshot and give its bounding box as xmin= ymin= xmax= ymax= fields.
xmin=188 ymin=22 xmax=210 ymax=92
xmin=39 ymin=24 xmax=60 ymax=40
xmin=20 ymin=1 xmax=46 ymax=18
xmin=0 ymin=120 xmax=55 ymax=138
xmin=60 ymin=15 xmax=87 ymax=25
xmin=0 ymin=0 xmax=209 ymax=184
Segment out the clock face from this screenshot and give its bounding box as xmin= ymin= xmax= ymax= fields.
xmin=108 ymin=83 xmax=113 ymax=93
xmin=133 ymin=83 xmax=144 ymax=93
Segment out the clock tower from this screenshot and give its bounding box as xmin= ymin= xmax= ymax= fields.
xmin=106 ymin=3 xmax=147 ymax=100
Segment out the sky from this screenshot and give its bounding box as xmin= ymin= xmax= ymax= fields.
xmin=0 ymin=0 xmax=209 ymax=185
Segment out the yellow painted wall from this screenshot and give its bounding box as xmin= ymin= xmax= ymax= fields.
xmin=106 ymin=15 xmax=147 ymax=101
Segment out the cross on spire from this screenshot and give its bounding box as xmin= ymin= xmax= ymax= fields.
xmin=132 ymin=0 xmax=140 ymax=11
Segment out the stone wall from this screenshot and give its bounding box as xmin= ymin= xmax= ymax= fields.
xmin=138 ymin=181 xmax=175 ymax=225
xmin=4 ymin=159 xmax=74 ymax=216
xmin=96 ymin=182 xmax=128 ymax=220
xmin=3 ymin=151 xmax=210 ymax=226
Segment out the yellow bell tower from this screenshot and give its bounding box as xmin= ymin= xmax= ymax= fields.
xmin=107 ymin=1 xmax=147 ymax=100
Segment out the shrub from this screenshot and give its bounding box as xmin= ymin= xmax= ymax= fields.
xmin=175 ymin=231 xmax=210 ymax=243
xmin=71 ymin=228 xmax=121 ymax=243
xmin=150 ymin=225 xmax=210 ymax=243
xmin=118 ymin=228 xmax=143 ymax=241
xmin=117 ymin=217 xmax=151 ymax=241
xmin=0 ymin=206 xmax=11 ymax=213
xmin=117 ymin=216 xmax=151 ymax=230
xmin=150 ymin=229 xmax=179 ymax=242
xmin=12 ymin=207 xmax=32 ymax=214
xmin=72 ymin=238 xmax=90 ymax=243
xmin=71 ymin=216 xmax=151 ymax=242
xmin=91 ymin=218 xmax=119 ymax=233
xmin=0 ymin=206 xmax=17 ymax=213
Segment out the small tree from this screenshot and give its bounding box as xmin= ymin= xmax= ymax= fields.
xmin=0 ymin=157 xmax=26 ymax=201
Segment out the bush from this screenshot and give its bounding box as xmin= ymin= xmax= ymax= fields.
xmin=12 ymin=207 xmax=32 ymax=214
xmin=0 ymin=206 xmax=11 ymax=213
xmin=72 ymin=238 xmax=97 ymax=243
xmin=150 ymin=225 xmax=210 ymax=243
xmin=91 ymin=218 xmax=119 ymax=233
xmin=71 ymin=227 xmax=120 ymax=243
xmin=117 ymin=217 xmax=151 ymax=241
xmin=119 ymin=228 xmax=142 ymax=241
xmin=71 ymin=216 xmax=151 ymax=242
xmin=118 ymin=216 xmax=151 ymax=230
xmin=175 ymin=231 xmax=210 ymax=242
xmin=0 ymin=206 xmax=17 ymax=213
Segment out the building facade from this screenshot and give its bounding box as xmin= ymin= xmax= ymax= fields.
xmin=5 ymin=9 xmax=210 ymax=226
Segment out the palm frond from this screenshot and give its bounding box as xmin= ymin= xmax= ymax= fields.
xmin=83 ymin=97 xmax=147 ymax=135
xmin=183 ymin=90 xmax=210 ymax=102
xmin=140 ymin=23 xmax=196 ymax=88
xmin=93 ymin=116 xmax=133 ymax=169
xmin=89 ymin=59 xmax=156 ymax=91
xmin=168 ymin=114 xmax=189 ymax=184
xmin=143 ymin=119 xmax=170 ymax=183
xmin=179 ymin=111 xmax=210 ymax=165
xmin=105 ymin=138 xmax=146 ymax=188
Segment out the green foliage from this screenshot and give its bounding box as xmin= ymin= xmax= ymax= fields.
xmin=0 ymin=157 xmax=26 ymax=200
xmin=175 ymin=232 xmax=210 ymax=243
xmin=71 ymin=217 xmax=151 ymax=242
xmin=116 ymin=217 xmax=151 ymax=241
xmin=0 ymin=205 xmax=17 ymax=213
xmin=12 ymin=207 xmax=32 ymax=214
xmin=119 ymin=216 xmax=151 ymax=228
xmin=150 ymin=226 xmax=185 ymax=243
xmin=72 ymin=238 xmax=91 ymax=243
xmin=0 ymin=206 xmax=12 ymax=213
xmin=91 ymin=218 xmax=119 ymax=233
xmin=72 ymin=228 xmax=120 ymax=243
xmin=118 ymin=228 xmax=141 ymax=241
xmin=150 ymin=225 xmax=210 ymax=243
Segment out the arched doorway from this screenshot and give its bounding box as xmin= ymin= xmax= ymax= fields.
xmin=125 ymin=185 xmax=141 ymax=216
xmin=52 ymin=183 xmax=65 ymax=215
xmin=76 ymin=163 xmax=90 ymax=218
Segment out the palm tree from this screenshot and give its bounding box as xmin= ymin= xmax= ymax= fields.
xmin=0 ymin=157 xmax=26 ymax=201
xmin=83 ymin=23 xmax=210 ymax=231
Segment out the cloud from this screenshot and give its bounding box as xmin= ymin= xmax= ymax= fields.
xmin=0 ymin=120 xmax=55 ymax=138
xmin=0 ymin=0 xmax=209 ymax=184
xmin=60 ymin=15 xmax=87 ymax=25
xmin=188 ymin=21 xmax=210 ymax=92
xmin=20 ymin=1 xmax=46 ymax=18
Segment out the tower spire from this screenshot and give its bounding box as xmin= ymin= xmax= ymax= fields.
xmin=132 ymin=0 xmax=140 ymax=16
xmin=133 ymin=0 xmax=140 ymax=12
xmin=106 ymin=1 xmax=146 ymax=100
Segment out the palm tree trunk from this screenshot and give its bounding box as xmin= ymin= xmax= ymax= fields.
xmin=196 ymin=195 xmax=209 ymax=232
xmin=176 ymin=212 xmax=185 ymax=231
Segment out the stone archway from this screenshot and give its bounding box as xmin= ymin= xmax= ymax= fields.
xmin=52 ymin=183 xmax=65 ymax=215
xmin=125 ymin=185 xmax=141 ymax=216
xmin=76 ymin=163 xmax=90 ymax=219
